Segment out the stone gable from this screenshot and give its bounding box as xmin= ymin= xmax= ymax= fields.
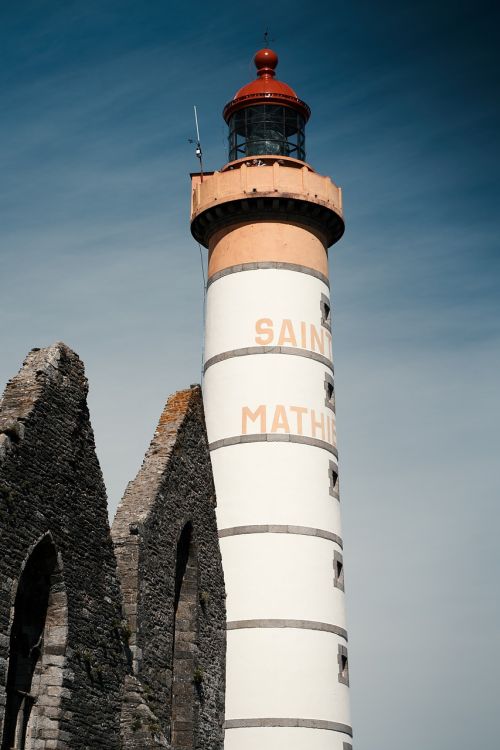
xmin=0 ymin=343 xmax=126 ymax=750
xmin=112 ymin=386 xmax=226 ymax=750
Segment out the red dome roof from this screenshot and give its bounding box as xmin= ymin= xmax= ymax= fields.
xmin=223 ymin=48 xmax=310 ymax=123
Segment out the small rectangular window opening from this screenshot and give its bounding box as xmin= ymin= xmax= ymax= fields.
xmin=343 ymin=744 xmax=353 ymax=750
xmin=329 ymin=460 xmax=339 ymax=499
xmin=338 ymin=644 xmax=350 ymax=686
xmin=320 ymin=294 xmax=331 ymax=330
xmin=334 ymin=551 xmax=345 ymax=592
xmin=324 ymin=373 xmax=335 ymax=412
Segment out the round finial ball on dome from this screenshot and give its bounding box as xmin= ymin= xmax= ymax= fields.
xmin=254 ymin=48 xmax=278 ymax=75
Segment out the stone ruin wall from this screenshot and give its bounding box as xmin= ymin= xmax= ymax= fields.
xmin=0 ymin=344 xmax=226 ymax=750
xmin=112 ymin=386 xmax=226 ymax=750
xmin=0 ymin=344 xmax=126 ymax=750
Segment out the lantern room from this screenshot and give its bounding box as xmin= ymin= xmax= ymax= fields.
xmin=223 ymin=48 xmax=311 ymax=163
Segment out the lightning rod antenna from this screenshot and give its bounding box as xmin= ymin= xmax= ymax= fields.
xmin=193 ymin=105 xmax=204 ymax=182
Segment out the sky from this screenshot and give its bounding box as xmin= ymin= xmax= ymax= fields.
xmin=1 ymin=0 xmax=499 ymax=747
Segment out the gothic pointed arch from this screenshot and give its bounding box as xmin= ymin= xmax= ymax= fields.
xmin=171 ymin=521 xmax=199 ymax=748
xmin=1 ymin=533 xmax=68 ymax=750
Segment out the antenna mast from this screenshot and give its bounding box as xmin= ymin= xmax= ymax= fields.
xmin=193 ymin=105 xmax=204 ymax=181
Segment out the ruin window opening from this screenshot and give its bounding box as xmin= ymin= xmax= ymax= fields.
xmin=170 ymin=522 xmax=199 ymax=750
xmin=1 ymin=534 xmax=67 ymax=750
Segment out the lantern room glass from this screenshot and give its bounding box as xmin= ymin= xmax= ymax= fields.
xmin=228 ymin=105 xmax=306 ymax=162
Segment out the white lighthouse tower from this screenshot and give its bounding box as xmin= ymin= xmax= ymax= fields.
xmin=191 ymin=48 xmax=352 ymax=750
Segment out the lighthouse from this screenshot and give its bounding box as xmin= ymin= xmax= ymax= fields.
xmin=191 ymin=48 xmax=352 ymax=750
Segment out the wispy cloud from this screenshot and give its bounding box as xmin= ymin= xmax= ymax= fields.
xmin=0 ymin=3 xmax=499 ymax=749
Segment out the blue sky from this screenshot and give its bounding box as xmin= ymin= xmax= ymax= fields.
xmin=1 ymin=1 xmax=499 ymax=748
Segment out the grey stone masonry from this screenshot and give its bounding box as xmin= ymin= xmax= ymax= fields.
xmin=112 ymin=386 xmax=226 ymax=750
xmin=0 ymin=343 xmax=126 ymax=750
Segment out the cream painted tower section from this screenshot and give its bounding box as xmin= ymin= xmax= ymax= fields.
xmin=191 ymin=48 xmax=352 ymax=750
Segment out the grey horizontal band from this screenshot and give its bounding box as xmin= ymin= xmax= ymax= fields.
xmin=204 ymin=345 xmax=333 ymax=373
xmin=227 ymin=619 xmax=348 ymax=640
xmin=207 ymin=261 xmax=330 ymax=289
xmin=219 ymin=524 xmax=343 ymax=549
xmin=209 ymin=433 xmax=338 ymax=458
xmin=224 ymin=718 xmax=353 ymax=736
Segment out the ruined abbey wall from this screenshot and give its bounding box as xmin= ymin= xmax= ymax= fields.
xmin=0 ymin=344 xmax=126 ymax=750
xmin=112 ymin=386 xmax=226 ymax=750
xmin=0 ymin=345 xmax=226 ymax=750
